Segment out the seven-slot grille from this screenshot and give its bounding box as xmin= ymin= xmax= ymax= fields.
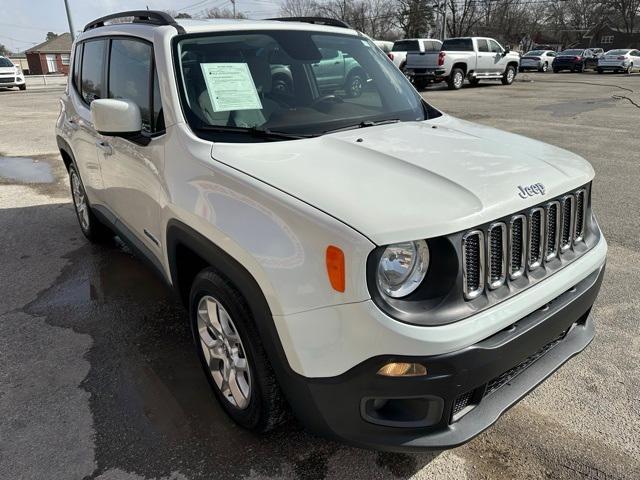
xmin=462 ymin=188 xmax=588 ymax=300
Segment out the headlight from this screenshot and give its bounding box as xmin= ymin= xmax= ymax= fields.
xmin=376 ymin=240 xmax=429 ymax=298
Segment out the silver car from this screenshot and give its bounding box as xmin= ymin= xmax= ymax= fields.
xmin=597 ymin=49 xmax=640 ymax=74
xmin=519 ymin=50 xmax=556 ymax=72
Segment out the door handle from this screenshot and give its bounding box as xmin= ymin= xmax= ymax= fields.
xmin=96 ymin=140 xmax=113 ymax=156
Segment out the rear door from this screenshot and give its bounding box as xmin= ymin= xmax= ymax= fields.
xmin=97 ymin=37 xmax=166 ymax=257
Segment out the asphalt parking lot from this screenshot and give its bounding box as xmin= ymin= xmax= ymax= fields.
xmin=0 ymin=72 xmax=639 ymax=480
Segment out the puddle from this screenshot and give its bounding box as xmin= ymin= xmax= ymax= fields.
xmin=0 ymin=156 xmax=55 ymax=183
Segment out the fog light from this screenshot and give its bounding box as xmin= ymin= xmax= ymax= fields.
xmin=377 ymin=362 xmax=427 ymax=377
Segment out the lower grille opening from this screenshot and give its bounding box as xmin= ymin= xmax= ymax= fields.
xmin=362 ymin=396 xmax=444 ymax=428
xmin=485 ymin=331 xmax=567 ymax=397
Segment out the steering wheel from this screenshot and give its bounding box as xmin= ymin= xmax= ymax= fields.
xmin=311 ymin=94 xmax=344 ymax=108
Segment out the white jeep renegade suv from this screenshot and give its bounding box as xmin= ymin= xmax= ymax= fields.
xmin=56 ymin=11 xmax=607 ymax=451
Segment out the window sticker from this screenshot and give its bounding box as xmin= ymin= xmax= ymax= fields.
xmin=200 ymin=63 xmax=263 ymax=112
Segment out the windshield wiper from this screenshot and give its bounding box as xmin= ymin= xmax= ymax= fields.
xmin=322 ymin=118 xmax=400 ymax=135
xmin=195 ymin=125 xmax=312 ymax=141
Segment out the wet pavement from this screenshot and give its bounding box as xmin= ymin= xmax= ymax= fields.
xmin=1 ymin=74 xmax=640 ymax=479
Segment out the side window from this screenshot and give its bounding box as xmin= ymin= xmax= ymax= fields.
xmin=425 ymin=41 xmax=440 ymax=52
xmin=319 ymin=48 xmax=340 ymax=60
xmin=488 ymin=40 xmax=503 ymax=53
xmin=108 ymin=39 xmax=153 ymax=132
xmin=81 ymin=40 xmax=106 ymax=104
xmin=548 ymin=52 xmax=556 ymax=57
xmin=477 ymin=39 xmax=489 ymax=52
xmin=72 ymin=43 xmax=82 ymax=91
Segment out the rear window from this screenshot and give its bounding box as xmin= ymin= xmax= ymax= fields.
xmin=560 ymin=49 xmax=583 ymax=55
xmin=442 ymin=39 xmax=474 ymax=52
xmin=525 ymin=50 xmax=545 ymax=56
xmin=0 ymin=57 xmax=13 ymax=67
xmin=392 ymin=41 xmax=419 ymax=52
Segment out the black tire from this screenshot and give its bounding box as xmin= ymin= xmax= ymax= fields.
xmin=68 ymin=164 xmax=112 ymax=242
xmin=447 ymin=68 xmax=465 ymax=90
xmin=519 ymin=67 xmax=524 ymax=73
xmin=19 ymin=84 xmax=26 ymax=90
xmin=626 ymin=63 xmax=633 ymax=74
xmin=189 ymin=268 xmax=288 ymax=432
xmin=597 ymin=68 xmax=603 ymax=74
xmin=502 ymin=65 xmax=516 ymax=85
xmin=344 ymin=70 xmax=364 ymax=98
xmin=539 ymin=62 xmax=548 ymax=72
xmin=553 ymin=68 xmax=559 ymax=73
xmin=413 ymin=77 xmax=429 ymax=90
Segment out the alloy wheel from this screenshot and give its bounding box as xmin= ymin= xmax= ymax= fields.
xmin=197 ymin=296 xmax=252 ymax=409
xmin=454 ymin=71 xmax=463 ymax=88
xmin=349 ymin=76 xmax=363 ymax=97
xmin=70 ymin=169 xmax=89 ymax=232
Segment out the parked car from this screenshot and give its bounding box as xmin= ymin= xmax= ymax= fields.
xmin=552 ymin=48 xmax=599 ymax=72
xmin=271 ymin=47 xmax=367 ymax=98
xmin=597 ymin=49 xmax=640 ymax=73
xmin=389 ymin=38 xmax=442 ymax=72
xmin=0 ymin=56 xmax=26 ymax=90
xmin=405 ymin=37 xmax=520 ymax=89
xmin=57 ymin=11 xmax=607 ymax=451
xmin=519 ymin=50 xmax=557 ymax=72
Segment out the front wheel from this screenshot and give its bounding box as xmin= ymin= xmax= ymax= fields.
xmin=540 ymin=62 xmax=549 ymax=72
xmin=447 ymin=68 xmax=465 ymax=90
xmin=68 ymin=164 xmax=112 ymax=242
xmin=190 ymin=268 xmax=288 ymax=432
xmin=19 ymin=84 xmax=26 ymax=90
xmin=597 ymin=68 xmax=603 ymax=74
xmin=344 ymin=71 xmax=364 ymax=98
xmin=626 ymin=63 xmax=633 ymax=74
xmin=502 ymin=65 xmax=516 ymax=85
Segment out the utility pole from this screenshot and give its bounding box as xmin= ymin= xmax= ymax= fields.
xmin=63 ymin=0 xmax=75 ymax=40
xmin=440 ymin=1 xmax=447 ymax=41
xmin=230 ymin=0 xmax=236 ymax=18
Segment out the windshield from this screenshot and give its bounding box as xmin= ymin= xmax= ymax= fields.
xmin=175 ymin=31 xmax=434 ymax=141
xmin=560 ymin=49 xmax=583 ymax=55
xmin=606 ymin=49 xmax=629 ymax=55
xmin=524 ymin=50 xmax=545 ymax=56
xmin=0 ymin=57 xmax=14 ymax=67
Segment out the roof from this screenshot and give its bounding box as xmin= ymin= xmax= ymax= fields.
xmin=175 ymin=18 xmax=358 ymax=36
xmin=26 ymin=33 xmax=72 ymax=54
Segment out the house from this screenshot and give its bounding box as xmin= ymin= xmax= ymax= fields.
xmin=580 ymin=23 xmax=640 ymax=50
xmin=25 ymin=33 xmax=72 ymax=75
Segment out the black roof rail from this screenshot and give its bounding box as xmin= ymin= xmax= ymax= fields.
xmin=83 ymin=10 xmax=186 ymax=34
xmin=266 ymin=17 xmax=352 ymax=29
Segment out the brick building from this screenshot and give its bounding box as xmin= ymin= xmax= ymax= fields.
xmin=25 ymin=33 xmax=72 ymax=75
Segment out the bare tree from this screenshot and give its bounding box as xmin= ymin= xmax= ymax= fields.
xmin=279 ymin=0 xmax=320 ymax=17
xmin=203 ymin=7 xmax=248 ymax=19
xmin=609 ymin=0 xmax=640 ymax=33
xmin=0 ymin=44 xmax=11 ymax=56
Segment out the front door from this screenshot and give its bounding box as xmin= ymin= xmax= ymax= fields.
xmin=475 ymin=39 xmax=495 ymax=75
xmin=97 ymin=38 xmax=165 ymax=257
xmin=488 ymin=39 xmax=508 ymax=74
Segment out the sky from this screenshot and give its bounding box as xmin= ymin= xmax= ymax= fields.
xmin=0 ymin=0 xmax=281 ymax=53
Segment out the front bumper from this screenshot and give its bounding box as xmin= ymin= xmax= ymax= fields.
xmin=0 ymin=75 xmax=25 ymax=87
xmin=280 ymin=264 xmax=604 ymax=451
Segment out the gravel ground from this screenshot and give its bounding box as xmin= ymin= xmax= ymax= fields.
xmin=0 ymin=72 xmax=638 ymax=480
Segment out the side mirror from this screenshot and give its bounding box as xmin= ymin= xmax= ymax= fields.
xmin=504 ymin=46 xmax=511 ymax=54
xmin=90 ymin=99 xmax=142 ymax=137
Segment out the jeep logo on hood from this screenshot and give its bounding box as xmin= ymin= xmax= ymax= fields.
xmin=517 ymin=183 xmax=546 ymax=199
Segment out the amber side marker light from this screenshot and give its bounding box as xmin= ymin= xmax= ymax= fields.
xmin=326 ymin=245 xmax=345 ymax=292
xmin=377 ymin=362 xmax=428 ymax=377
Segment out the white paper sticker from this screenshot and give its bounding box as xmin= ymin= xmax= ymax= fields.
xmin=200 ymin=63 xmax=263 ymax=112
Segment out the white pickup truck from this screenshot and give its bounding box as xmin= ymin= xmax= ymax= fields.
xmin=405 ymin=37 xmax=520 ymax=90
xmin=389 ymin=38 xmax=442 ymax=72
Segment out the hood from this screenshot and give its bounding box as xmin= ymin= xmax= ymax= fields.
xmin=0 ymin=66 xmax=15 ymax=74
xmin=210 ymin=115 xmax=594 ymax=245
